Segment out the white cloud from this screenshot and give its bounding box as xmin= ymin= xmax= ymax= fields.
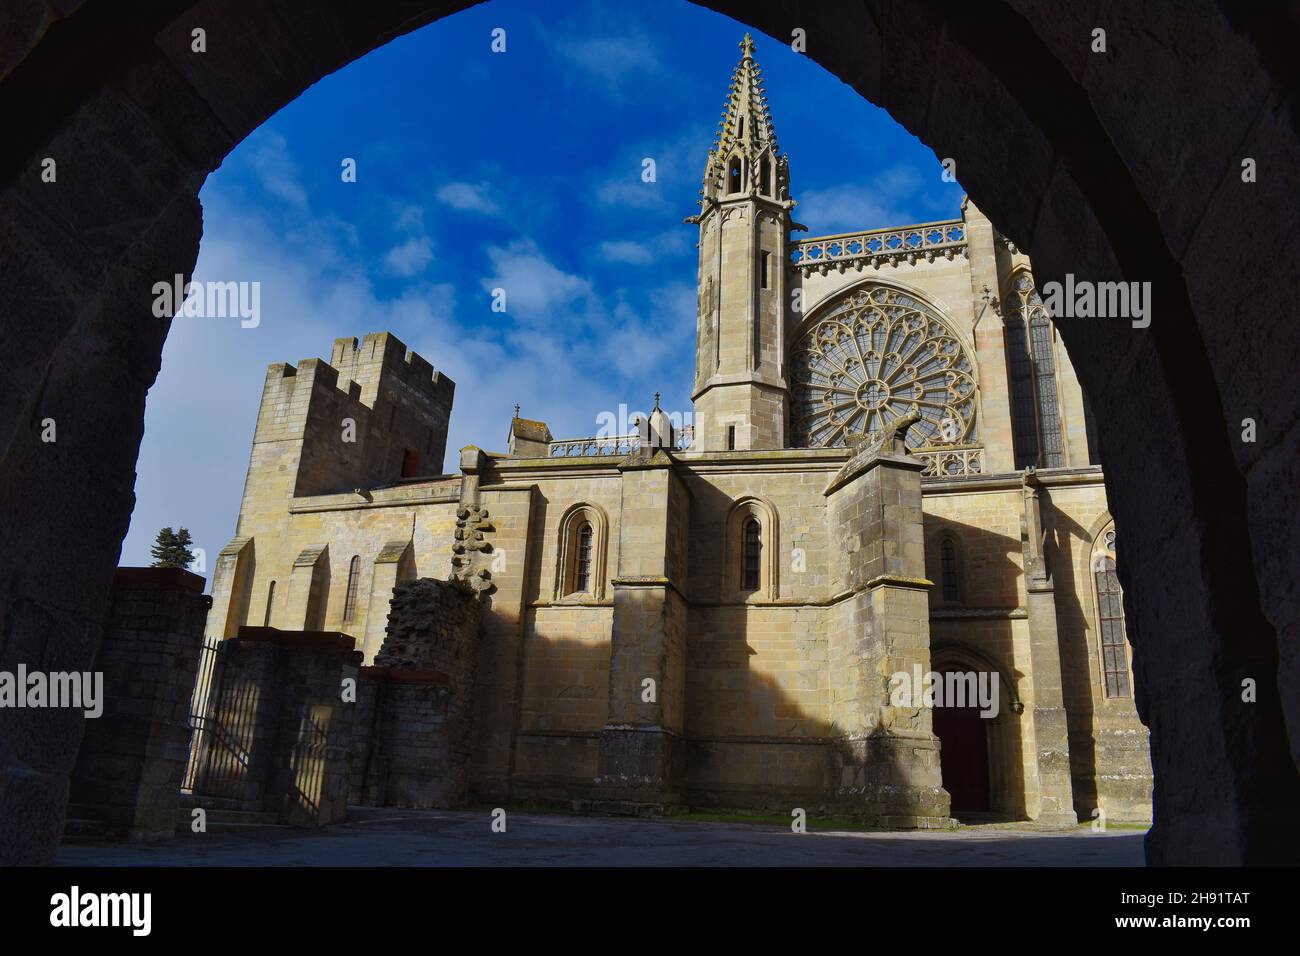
xmin=548 ymin=31 xmax=660 ymax=89
xmin=245 ymin=131 xmax=308 ymax=208
xmin=393 ymin=203 xmax=425 ymax=231
xmin=480 ymin=238 xmax=596 ymax=322
xmin=590 ymin=127 xmax=705 ymax=212
xmin=599 ymin=240 xmax=653 ymax=265
xmin=384 ymin=236 xmax=434 ymax=277
xmin=796 ymin=166 xmax=951 ymax=235
xmin=597 ymin=231 xmax=690 ymax=266
xmin=436 ymin=181 xmax=500 ymax=215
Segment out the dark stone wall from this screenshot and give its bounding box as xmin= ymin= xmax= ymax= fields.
xmin=348 ymin=578 xmax=482 ymax=807
xmin=2 ymin=0 xmax=1298 ymax=864
xmin=349 ymin=670 xmax=460 ymax=808
xmin=189 ymin=628 xmax=360 ymax=826
xmin=68 ymin=567 xmax=210 ymax=840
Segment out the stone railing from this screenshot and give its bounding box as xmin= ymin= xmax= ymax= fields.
xmin=549 ymin=434 xmax=640 ymax=457
xmin=549 ymin=427 xmax=694 ymax=458
xmin=917 ymin=446 xmax=984 ymax=479
xmin=790 ymin=219 xmax=967 ymax=276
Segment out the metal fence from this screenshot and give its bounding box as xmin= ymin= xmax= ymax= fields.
xmin=180 ymin=637 xmax=254 ymax=800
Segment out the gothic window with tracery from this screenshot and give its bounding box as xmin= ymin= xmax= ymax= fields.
xmin=575 ymin=524 xmax=593 ymax=593
xmin=742 ymin=518 xmax=762 ymax=591
xmin=1093 ymin=528 xmax=1130 ymax=698
xmin=1005 ymin=272 xmax=1065 ymax=468
xmin=789 ymin=285 xmax=977 ymax=450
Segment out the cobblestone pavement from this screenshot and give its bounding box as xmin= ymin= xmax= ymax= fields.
xmin=56 ymin=809 xmax=1146 ymax=866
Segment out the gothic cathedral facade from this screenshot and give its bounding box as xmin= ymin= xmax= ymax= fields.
xmin=206 ymin=36 xmax=1152 ymax=824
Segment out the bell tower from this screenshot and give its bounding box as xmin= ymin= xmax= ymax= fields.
xmin=689 ymin=34 xmax=795 ymax=451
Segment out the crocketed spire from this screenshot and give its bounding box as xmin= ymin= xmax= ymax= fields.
xmin=699 ymin=34 xmax=790 ymax=203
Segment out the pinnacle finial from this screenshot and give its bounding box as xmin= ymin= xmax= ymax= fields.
xmin=653 ymin=391 xmax=661 ymax=410
xmin=513 ymin=403 xmax=520 ymax=418
xmin=740 ymin=33 xmax=755 ymax=58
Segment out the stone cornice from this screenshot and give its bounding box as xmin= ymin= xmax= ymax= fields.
xmin=610 ymin=575 xmax=688 ymax=602
xmin=865 ymin=573 xmax=934 ymax=591
xmin=931 ymin=605 xmax=1028 ymax=620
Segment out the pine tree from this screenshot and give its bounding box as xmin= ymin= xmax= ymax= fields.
xmin=150 ymin=526 xmax=196 ymax=569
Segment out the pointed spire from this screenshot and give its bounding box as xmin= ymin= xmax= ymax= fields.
xmin=700 ymin=34 xmax=790 ymax=204
xmin=714 ymin=33 xmax=779 ymax=160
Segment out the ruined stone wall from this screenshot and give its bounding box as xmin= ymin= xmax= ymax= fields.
xmin=349 ymin=671 xmax=459 ymax=808
xmin=347 ymin=577 xmax=482 ymax=807
xmin=376 ymin=577 xmax=482 ymax=684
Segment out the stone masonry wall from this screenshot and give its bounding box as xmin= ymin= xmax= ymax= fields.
xmin=68 ymin=567 xmax=210 ymax=840
xmin=348 ymin=577 xmax=482 ymax=807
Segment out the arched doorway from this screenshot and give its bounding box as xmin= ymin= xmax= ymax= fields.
xmin=933 ymin=683 xmax=990 ymax=815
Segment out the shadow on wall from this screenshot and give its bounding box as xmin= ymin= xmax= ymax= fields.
xmin=1046 ymin=501 xmax=1153 ymax=822
xmin=503 ymin=619 xmax=1024 ymax=821
xmin=923 ymin=513 xmax=1030 ymax=819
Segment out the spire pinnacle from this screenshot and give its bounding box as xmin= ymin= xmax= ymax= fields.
xmin=699 ymin=34 xmax=790 ymax=203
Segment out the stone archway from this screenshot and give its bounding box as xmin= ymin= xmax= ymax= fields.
xmin=2 ymin=0 xmax=1298 ymax=865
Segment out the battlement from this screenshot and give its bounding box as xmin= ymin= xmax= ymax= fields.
xmin=244 ymin=333 xmax=457 ymax=501
xmin=330 ymin=332 xmax=455 ymax=410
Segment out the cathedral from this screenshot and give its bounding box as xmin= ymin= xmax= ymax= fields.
xmin=205 ymin=35 xmax=1152 ymax=825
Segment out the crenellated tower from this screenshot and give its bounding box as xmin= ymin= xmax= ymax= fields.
xmin=689 ymin=34 xmax=795 ymax=451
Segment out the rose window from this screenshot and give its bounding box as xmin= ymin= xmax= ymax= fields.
xmin=790 ymin=286 xmax=978 ymax=449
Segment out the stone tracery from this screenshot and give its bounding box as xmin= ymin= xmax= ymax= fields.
xmin=790 ymin=286 xmax=978 ymax=450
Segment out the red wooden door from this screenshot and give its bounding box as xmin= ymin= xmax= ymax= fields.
xmin=933 ymin=699 xmax=990 ymax=813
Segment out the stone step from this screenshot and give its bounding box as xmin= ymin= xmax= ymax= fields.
xmin=176 ymin=806 xmax=283 ymax=829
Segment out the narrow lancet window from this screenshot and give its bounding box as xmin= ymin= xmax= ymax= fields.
xmin=575 ymin=523 xmax=593 ymax=593
xmin=742 ymin=518 xmax=761 ymax=591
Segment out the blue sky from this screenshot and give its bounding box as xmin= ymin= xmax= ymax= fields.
xmin=119 ymin=0 xmax=964 ymax=573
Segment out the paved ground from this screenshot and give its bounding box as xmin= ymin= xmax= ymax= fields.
xmin=55 ymin=808 xmax=1146 ymax=866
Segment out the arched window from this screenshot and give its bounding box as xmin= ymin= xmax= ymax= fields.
xmin=1092 ymin=527 xmax=1130 ymax=698
xmin=342 ymin=555 xmax=361 ymax=623
xmin=1029 ymin=313 xmax=1064 ymax=467
xmin=1005 ymin=314 xmax=1038 ymax=468
xmin=726 ymin=497 xmax=778 ymax=599
xmin=263 ymin=580 xmax=276 ymax=626
xmin=940 ymin=535 xmax=961 ymax=602
xmin=556 ymin=504 xmax=608 ymax=600
xmin=575 ymin=524 xmax=593 ymax=593
xmin=1005 ymin=272 xmax=1064 ymax=468
xmin=742 ymin=518 xmax=762 ymax=591
xmin=760 ymin=154 xmax=772 ymax=195
xmin=727 ymin=156 xmax=743 ymax=194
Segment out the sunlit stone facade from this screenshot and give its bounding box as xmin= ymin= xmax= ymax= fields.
xmin=207 ymin=36 xmax=1152 ymax=824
